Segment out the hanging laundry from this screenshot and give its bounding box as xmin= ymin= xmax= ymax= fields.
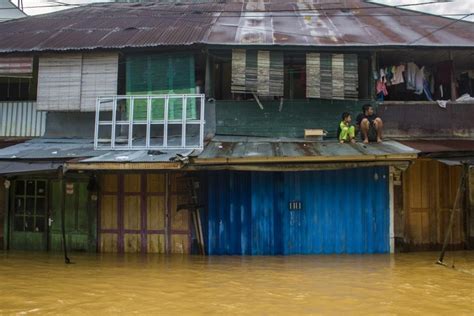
xmin=376 ymin=80 xmax=388 ymax=96
xmin=379 ymin=68 xmax=387 ymax=83
xmin=414 ymin=66 xmax=425 ymax=95
xmin=406 ymin=62 xmax=418 ymax=90
xmin=391 ymin=64 xmax=405 ymax=85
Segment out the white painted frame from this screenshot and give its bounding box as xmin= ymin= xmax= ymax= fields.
xmin=94 ymin=94 xmax=205 ymax=150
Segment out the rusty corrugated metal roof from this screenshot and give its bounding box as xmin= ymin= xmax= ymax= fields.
xmin=195 ymin=136 xmax=418 ymax=163
xmin=0 ymin=0 xmax=474 ymax=53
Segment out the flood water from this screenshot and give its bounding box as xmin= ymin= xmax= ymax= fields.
xmin=0 ymin=251 xmax=472 ymax=315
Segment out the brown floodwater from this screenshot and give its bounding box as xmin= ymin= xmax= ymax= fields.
xmin=0 ymin=251 xmax=472 ymax=315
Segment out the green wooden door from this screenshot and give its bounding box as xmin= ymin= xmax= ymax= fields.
xmin=10 ymin=180 xmax=48 ymax=250
xmin=49 ymin=180 xmax=96 ymax=252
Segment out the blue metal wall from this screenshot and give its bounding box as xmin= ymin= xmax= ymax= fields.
xmin=205 ymin=167 xmax=390 ymax=255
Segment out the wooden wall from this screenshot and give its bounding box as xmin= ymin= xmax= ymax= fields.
xmin=215 ymin=99 xmax=371 ymax=138
xmin=399 ymin=159 xmax=465 ymax=250
xmin=99 ymin=173 xmax=190 ymax=254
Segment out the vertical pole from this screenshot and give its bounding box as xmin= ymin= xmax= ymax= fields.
xmin=389 ymin=166 xmax=395 ymax=254
xmin=59 ymin=167 xmax=71 ymax=264
xmin=371 ymin=52 xmax=377 ymax=101
xmin=449 ymin=50 xmax=457 ymax=102
xmin=181 ymin=95 xmax=187 ymax=148
xmin=200 ymin=95 xmax=205 ymax=149
xmin=94 ymin=98 xmax=100 ymax=150
xmin=128 ymin=96 xmax=134 ymax=149
xmin=165 ymin=172 xmax=171 ymax=254
xmin=3 ymin=179 xmax=10 ymax=250
xmin=163 ymin=96 xmax=169 ymax=148
xmin=204 ymin=52 xmax=213 ymax=98
xmin=146 ymin=96 xmax=151 ymax=148
xmin=111 ymin=96 xmax=117 ymax=149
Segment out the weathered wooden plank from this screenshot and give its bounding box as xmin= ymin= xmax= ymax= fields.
xmin=147 ymin=234 xmax=165 ymax=253
xmin=124 ymin=234 xmax=141 ymax=253
xmin=147 ymin=196 xmax=165 ymax=230
xmin=124 ymin=174 xmax=141 ymax=193
xmin=124 ymin=196 xmax=141 ymax=230
xmin=100 ymin=195 xmax=117 ymax=230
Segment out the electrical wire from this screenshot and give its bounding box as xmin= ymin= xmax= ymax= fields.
xmin=409 ymin=13 xmax=473 ymax=44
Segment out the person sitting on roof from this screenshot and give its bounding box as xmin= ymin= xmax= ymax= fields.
xmin=338 ymin=112 xmax=356 ymax=144
xmin=356 ymin=104 xmax=383 ymax=144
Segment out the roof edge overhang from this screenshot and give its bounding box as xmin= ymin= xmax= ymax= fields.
xmin=65 ymin=161 xmax=183 ymax=171
xmin=192 ymin=153 xmax=418 ymax=165
xmin=184 ymin=160 xmax=411 ymax=172
xmin=1 ymin=44 xmax=474 ymax=55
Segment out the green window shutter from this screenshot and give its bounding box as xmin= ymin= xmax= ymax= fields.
xmin=126 ymin=53 xmax=196 ymax=121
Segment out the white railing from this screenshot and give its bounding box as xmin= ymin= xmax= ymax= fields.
xmin=94 ymin=94 xmax=205 ymax=150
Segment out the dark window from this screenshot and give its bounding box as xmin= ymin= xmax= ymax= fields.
xmin=0 ymin=57 xmax=38 ymax=101
xmin=13 ymin=179 xmax=47 ymax=232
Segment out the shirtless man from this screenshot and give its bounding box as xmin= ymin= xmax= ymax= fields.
xmin=356 ymin=104 xmax=383 ymax=144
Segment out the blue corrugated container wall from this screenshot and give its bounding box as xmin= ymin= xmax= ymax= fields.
xmin=204 ymin=167 xmax=390 ymax=255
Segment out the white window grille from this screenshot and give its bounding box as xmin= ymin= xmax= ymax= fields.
xmin=94 ymin=94 xmax=205 ymax=150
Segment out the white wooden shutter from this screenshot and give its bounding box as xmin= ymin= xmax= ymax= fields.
xmin=80 ymin=53 xmax=119 ymax=111
xmin=37 ymin=54 xmax=82 ymax=111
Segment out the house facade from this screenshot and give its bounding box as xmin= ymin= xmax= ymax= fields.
xmin=0 ymin=0 xmax=473 ymax=255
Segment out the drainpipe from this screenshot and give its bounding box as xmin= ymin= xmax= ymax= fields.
xmin=58 ymin=166 xmax=71 ymax=264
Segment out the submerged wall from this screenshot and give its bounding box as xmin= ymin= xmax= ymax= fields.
xmin=204 ymin=167 xmax=390 ymax=255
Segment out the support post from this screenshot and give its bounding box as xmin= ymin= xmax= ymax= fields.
xmin=449 ymin=50 xmax=457 ymax=102
xmin=389 ymin=166 xmax=395 ymax=253
xmin=3 ymin=179 xmax=10 ymax=250
xmin=59 ymin=167 xmax=71 ymax=264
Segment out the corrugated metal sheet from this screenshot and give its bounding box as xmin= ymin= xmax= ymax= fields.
xmin=1 ymin=0 xmax=474 ymax=53
xmin=0 ymin=57 xmax=33 ymax=75
xmin=0 ymin=101 xmax=46 ymax=137
xmin=196 ymin=136 xmax=418 ymax=163
xmin=205 ymin=167 xmax=390 ymax=255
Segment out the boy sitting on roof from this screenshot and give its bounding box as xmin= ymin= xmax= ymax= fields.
xmin=338 ymin=112 xmax=356 ymax=144
xmin=356 ymin=104 xmax=384 ymax=144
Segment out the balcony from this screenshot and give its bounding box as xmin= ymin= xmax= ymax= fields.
xmin=94 ymin=94 xmax=205 ymax=150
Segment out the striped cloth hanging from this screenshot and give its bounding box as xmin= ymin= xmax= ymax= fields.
xmin=232 ymin=49 xmax=284 ymax=96
xmin=306 ymin=53 xmax=359 ymax=99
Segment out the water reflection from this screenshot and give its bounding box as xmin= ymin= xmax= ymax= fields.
xmin=0 ymin=251 xmax=472 ymax=314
